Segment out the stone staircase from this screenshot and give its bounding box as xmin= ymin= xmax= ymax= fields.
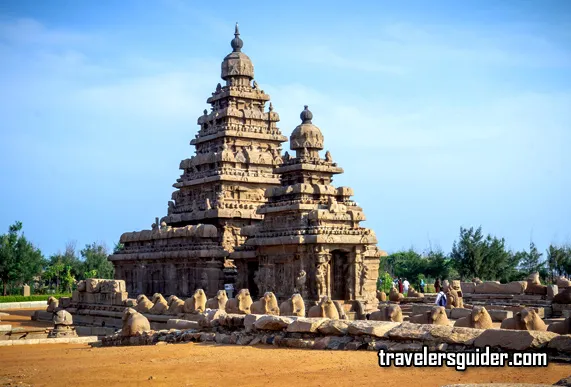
xmin=399 ymin=304 xmax=413 ymax=321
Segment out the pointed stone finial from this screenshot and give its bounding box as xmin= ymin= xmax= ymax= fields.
xmin=269 ymin=102 xmax=274 ymax=112
xmin=300 ymin=105 xmax=313 ymax=124
xmin=203 ymin=109 xmax=208 ymax=116
xmin=231 ymin=22 xmax=243 ymax=52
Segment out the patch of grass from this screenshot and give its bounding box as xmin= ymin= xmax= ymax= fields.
xmin=0 ymin=294 xmax=71 ymax=303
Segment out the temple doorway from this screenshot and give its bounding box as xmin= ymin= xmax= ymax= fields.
xmin=331 ymin=250 xmax=350 ymax=300
xmin=247 ymin=261 xmax=260 ymax=299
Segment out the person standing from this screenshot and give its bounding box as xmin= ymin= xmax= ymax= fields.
xmin=434 ymin=278 xmax=441 ymax=294
xmin=403 ymin=278 xmax=410 ymax=295
xmin=398 ymin=278 xmax=403 ymax=294
xmin=435 ymin=289 xmax=447 ymax=307
xmin=420 ymin=278 xmax=425 ymax=293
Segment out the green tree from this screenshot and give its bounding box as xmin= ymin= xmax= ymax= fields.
xmin=450 ymin=226 xmax=510 ymax=281
xmin=546 ymin=244 xmax=571 ymax=280
xmin=0 ymin=222 xmax=45 ymax=295
xmin=80 ymin=242 xmax=114 ymax=279
xmin=518 ymin=241 xmax=545 ymax=276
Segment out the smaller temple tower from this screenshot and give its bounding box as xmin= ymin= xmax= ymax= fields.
xmin=231 ymin=106 xmax=381 ymax=312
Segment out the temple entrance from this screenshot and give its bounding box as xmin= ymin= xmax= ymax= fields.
xmin=331 ymin=250 xmax=350 ymax=300
xmin=247 ymin=261 xmax=260 ymax=299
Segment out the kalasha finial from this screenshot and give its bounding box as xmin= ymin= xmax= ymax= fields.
xmin=300 ymin=105 xmax=313 ymax=124
xmin=231 ymin=22 xmax=243 ymax=52
xmin=269 ymin=102 xmax=274 ymax=112
xmin=203 ymin=109 xmax=208 ymax=116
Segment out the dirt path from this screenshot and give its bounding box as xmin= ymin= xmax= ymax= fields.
xmin=0 ymin=342 xmax=569 ymax=387
xmin=1 ymin=308 xmax=51 ymax=328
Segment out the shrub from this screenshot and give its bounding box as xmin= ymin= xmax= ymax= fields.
xmin=0 ymin=294 xmax=71 ymax=303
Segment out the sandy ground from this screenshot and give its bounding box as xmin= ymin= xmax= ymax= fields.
xmin=1 ymin=308 xmax=51 ymax=328
xmin=1 ymin=308 xmax=569 ymax=387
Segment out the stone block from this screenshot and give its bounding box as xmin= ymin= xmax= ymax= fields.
xmin=19 ymin=302 xmax=32 ymax=309
xmin=75 ymin=326 xmax=92 ymax=336
xmin=548 ymin=335 xmax=571 ymax=354
xmin=548 ymin=285 xmax=558 ymax=300
xmin=85 ymin=293 xmax=96 ymax=304
xmin=0 ymin=324 xmax=12 ymax=332
xmin=488 ymin=310 xmax=513 ymax=322
xmin=0 ymin=341 xmax=12 ymax=346
xmin=280 ymin=338 xmax=315 ymax=349
xmin=244 ymin=314 xmax=263 ymax=332
xmin=12 ymin=339 xmax=40 ymax=345
xmin=166 ymin=319 xmax=199 ymax=330
xmin=113 ymin=292 xmax=128 ymax=305
xmin=254 ymin=315 xmax=294 ymax=331
xmin=317 ymin=319 xmax=350 ymax=335
xmin=60 ymin=297 xmax=71 ymax=308
xmin=218 ymin=313 xmax=245 ymax=328
xmin=411 ymin=304 xmax=434 ymax=316
xmin=474 ymin=329 xmax=557 ymax=351
xmin=92 ymin=327 xmax=109 ymax=336
xmin=450 ymin=308 xmax=472 ymax=319
xmin=286 ymin=318 xmax=327 ymax=333
xmin=72 ymin=291 xmax=80 ymax=302
xmin=22 ymin=285 xmax=30 ymax=297
xmin=348 ymin=320 xmax=400 ymax=338
xmin=33 ymin=310 xmax=53 ymax=322
xmin=461 ymin=282 xmax=476 ymax=294
xmin=386 ymin=322 xmax=433 ymax=341
xmin=326 ymin=336 xmax=353 ymax=350
xmin=430 ymin=326 xmax=483 ymax=345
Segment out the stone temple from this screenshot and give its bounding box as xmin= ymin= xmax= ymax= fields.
xmin=109 ymin=24 xmax=383 ymax=311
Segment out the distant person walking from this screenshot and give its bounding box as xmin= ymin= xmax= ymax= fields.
xmin=434 ymin=278 xmax=441 ymax=294
xmin=420 ymin=278 xmax=425 ymax=293
xmin=435 ymin=289 xmax=447 ymax=307
xmin=398 ymin=278 xmax=403 ymax=294
xmin=403 ymin=278 xmax=410 ymax=295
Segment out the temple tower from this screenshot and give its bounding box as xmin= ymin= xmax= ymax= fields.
xmin=231 ymin=106 xmax=382 ymax=312
xmin=110 ymin=25 xmax=287 ymax=297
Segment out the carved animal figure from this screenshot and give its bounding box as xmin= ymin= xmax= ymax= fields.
xmin=556 ymin=276 xmax=571 ymax=288
xmin=147 ymin=293 xmax=168 ymax=315
xmin=53 ymin=309 xmax=73 ymax=326
xmin=184 ymin=289 xmax=207 ymax=314
xmin=279 ymin=293 xmax=305 ymax=317
xmin=135 ymin=295 xmax=153 ymax=314
xmin=166 ymin=296 xmax=185 ymax=315
xmin=206 ymin=290 xmax=228 ymax=310
xmin=409 ymin=306 xmax=450 ymax=325
xmin=376 ymin=290 xmax=387 ymax=302
xmin=500 ymin=308 xmax=547 ymax=331
xmin=407 ymin=286 xmax=424 ymax=298
xmin=225 ymin=289 xmax=253 ymax=315
xmin=369 ymin=304 xmax=403 ymax=322
xmin=308 ymin=296 xmax=340 ymax=319
xmin=548 ymin=316 xmax=571 ymax=334
xmin=553 ymin=288 xmax=571 ymax=304
xmin=76 ymin=280 xmax=86 ymax=292
xmin=389 ymin=286 xmax=404 ymax=302
xmin=446 ymin=287 xmax=462 ymax=309
xmin=525 ymin=272 xmax=547 ymax=295
xmin=86 ymin=278 xmax=102 ymax=293
xmin=121 ymin=307 xmax=151 ymax=337
xmin=251 ymin=292 xmax=280 ymax=315
xmin=454 ymin=306 xmax=493 ymax=329
xmin=46 ymin=296 xmax=59 ymax=312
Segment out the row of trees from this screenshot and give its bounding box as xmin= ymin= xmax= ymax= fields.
xmin=380 ymin=226 xmax=571 ymax=290
xmin=0 ymin=221 xmax=115 ymax=296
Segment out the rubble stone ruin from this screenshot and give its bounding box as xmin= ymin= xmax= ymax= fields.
xmin=109 ymin=24 xmax=383 ymax=309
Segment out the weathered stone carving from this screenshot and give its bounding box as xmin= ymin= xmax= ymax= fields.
xmin=184 ymin=289 xmax=207 ymax=314
xmin=46 ymin=296 xmax=59 ymax=313
xmin=308 ymin=296 xmax=340 ymax=319
xmin=389 ymin=285 xmax=404 ymax=302
xmin=49 ymin=309 xmax=77 ymax=338
xmin=206 ymin=290 xmax=228 ymax=310
xmin=554 ymin=288 xmax=571 ymax=304
xmin=454 ymin=306 xmax=493 ymax=329
xmin=166 ymin=296 xmax=185 ymax=315
xmin=121 ymin=307 xmax=151 ymax=337
xmin=279 ymin=293 xmax=305 ymax=317
xmin=376 ymin=290 xmax=387 ymax=302
xmin=135 ymin=295 xmax=154 ymax=313
xmin=525 ymin=272 xmax=547 ymax=295
xmin=500 ymin=309 xmax=547 ymax=331
xmin=369 ymin=304 xmax=403 ymax=322
xmin=251 ymin=291 xmax=280 ymax=315
xmin=226 ymin=288 xmax=253 ymax=315
xmin=548 ymin=316 xmax=571 ymax=334
xmin=409 ymin=306 xmax=449 ymax=325
xmin=149 ymin=293 xmax=168 ymax=315
xmin=556 ymin=276 xmax=571 ymax=288
xmin=445 ymin=281 xmax=463 ymax=309
xmin=407 ymin=286 xmax=423 ymax=298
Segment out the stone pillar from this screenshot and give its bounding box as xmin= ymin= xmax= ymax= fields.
xmin=22 ymin=285 xmax=30 ymax=297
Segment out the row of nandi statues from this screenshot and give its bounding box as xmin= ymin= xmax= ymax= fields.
xmin=131 ymin=289 xmax=348 ymax=319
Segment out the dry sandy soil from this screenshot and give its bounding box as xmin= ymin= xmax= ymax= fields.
xmin=1 ymin=309 xmax=570 ymax=387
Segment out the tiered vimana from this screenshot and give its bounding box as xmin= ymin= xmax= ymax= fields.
xmin=231 ymin=106 xmax=383 ymax=313
xmin=109 ymin=24 xmax=287 ymax=298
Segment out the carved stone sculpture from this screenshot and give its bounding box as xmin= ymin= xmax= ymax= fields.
xmin=500 ymin=308 xmax=547 ymax=331
xmin=46 ymin=296 xmax=59 ymax=313
xmin=554 ymin=288 xmax=571 ymax=304
xmin=279 ymin=293 xmax=305 ymax=317
xmin=295 ymin=270 xmax=307 ymax=296
xmin=525 ymin=272 xmax=547 ymax=295
xmin=206 ymin=290 xmax=228 ymax=310
xmin=315 ymin=264 xmax=326 ymax=297
xmin=445 ymin=285 xmax=462 ymax=309
xmin=454 ymin=306 xmax=493 ymax=329
xmin=250 ymin=291 xmax=280 ymax=315
xmin=149 ymin=293 xmax=168 ymax=315
xmin=556 ymin=276 xmax=571 ymax=288
xmin=184 ymin=289 xmax=207 ymax=314
xmin=407 ymin=286 xmax=423 ymax=298
xmin=307 ymin=296 xmax=340 ymax=319
xmin=166 ymin=296 xmax=185 ymax=315
xmin=368 ymin=304 xmax=403 ymax=322
xmin=389 ymin=285 xmax=404 ymax=302
xmin=76 ymin=280 xmax=86 ymax=292
xmin=121 ymin=307 xmax=151 ymax=337
xmin=135 ymin=295 xmax=154 ymax=314
xmin=48 ymin=309 xmax=77 ymax=338
xmin=86 ymin=278 xmax=103 ymax=293
xmin=409 ymin=306 xmax=449 ymax=326
xmin=225 ymin=288 xmax=253 ymax=315
xmin=376 ymin=290 xmax=387 ymax=302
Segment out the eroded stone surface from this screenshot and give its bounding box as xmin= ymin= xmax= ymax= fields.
xmin=254 ymin=315 xmax=294 ymax=331
xmin=286 ymin=317 xmax=327 ymax=333
xmin=473 ymin=329 xmax=557 ymax=350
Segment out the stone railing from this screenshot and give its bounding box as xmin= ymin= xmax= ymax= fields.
xmin=100 ymin=312 xmax=571 ymax=360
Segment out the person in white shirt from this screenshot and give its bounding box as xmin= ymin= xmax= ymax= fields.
xmin=403 ymin=279 xmax=410 ymax=294
xmin=435 ymin=290 xmax=447 ymax=307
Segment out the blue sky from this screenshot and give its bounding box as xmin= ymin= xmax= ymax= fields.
xmin=0 ymin=0 xmax=570 ymax=258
